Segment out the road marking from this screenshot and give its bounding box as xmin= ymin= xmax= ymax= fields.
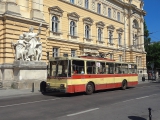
xmin=0 ymin=98 xmax=60 ymax=108
xmin=67 ymin=108 xmax=99 ymax=117
xmin=122 ymin=94 xmax=158 ymax=103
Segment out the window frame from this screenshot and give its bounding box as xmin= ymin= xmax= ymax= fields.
xmin=53 ymin=48 xmax=59 ymax=57
xmin=52 ymin=16 xmax=59 ymax=32
xmin=85 ymin=25 xmax=90 ymax=39
xmin=70 ymin=21 xmax=76 ymax=36
xmin=85 ymin=0 xmax=89 ymax=9
xmin=70 ymin=0 xmax=74 ymax=4
xmin=117 ymin=12 xmax=120 ymax=22
xmin=118 ymin=33 xmax=122 ymax=45
xmin=71 ymin=49 xmax=76 ymax=57
xmin=97 ymin=3 xmax=101 ymax=14
xmin=98 ymin=28 xmax=102 ymax=41
xmin=108 ymin=8 xmax=111 ymax=18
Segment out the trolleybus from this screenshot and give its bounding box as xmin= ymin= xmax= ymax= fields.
xmin=40 ymin=56 xmax=138 ymax=95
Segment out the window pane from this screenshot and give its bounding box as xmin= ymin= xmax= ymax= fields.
xmin=85 ymin=0 xmax=88 ymax=9
xmin=108 ymin=8 xmax=111 ymax=18
xmin=97 ymin=3 xmax=101 ymax=14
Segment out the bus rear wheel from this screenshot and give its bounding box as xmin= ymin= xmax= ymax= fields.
xmin=86 ymin=83 xmax=94 ymax=95
xmin=40 ymin=81 xmax=46 ymax=93
xmin=122 ymin=80 xmax=127 ymax=90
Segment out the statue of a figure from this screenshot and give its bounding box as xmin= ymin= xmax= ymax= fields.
xmin=12 ymin=35 xmax=31 ymax=61
xmin=34 ymin=37 xmax=42 ymax=61
xmin=12 ymin=23 xmax=43 ymax=61
xmin=24 ymin=23 xmax=42 ymax=61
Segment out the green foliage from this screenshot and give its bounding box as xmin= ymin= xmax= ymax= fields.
xmin=147 ymin=43 xmax=160 ymax=69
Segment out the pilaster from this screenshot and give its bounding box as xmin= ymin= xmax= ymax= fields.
xmin=5 ymin=0 xmax=21 ymax=16
xmin=31 ymin=0 xmax=44 ymax=21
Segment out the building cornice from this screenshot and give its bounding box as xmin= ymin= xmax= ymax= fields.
xmin=58 ymin=0 xmax=123 ymax=25
xmin=1 ymin=14 xmax=49 ymax=28
xmin=48 ymin=37 xmax=144 ymax=54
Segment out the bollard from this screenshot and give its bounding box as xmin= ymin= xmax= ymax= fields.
xmin=148 ymin=108 xmax=152 ymax=120
xmin=32 ymin=82 xmax=34 ymax=92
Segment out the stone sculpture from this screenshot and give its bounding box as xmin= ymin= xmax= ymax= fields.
xmin=12 ymin=23 xmax=42 ymax=61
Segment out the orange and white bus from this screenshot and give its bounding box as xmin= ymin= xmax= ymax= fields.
xmin=40 ymin=56 xmax=138 ymax=95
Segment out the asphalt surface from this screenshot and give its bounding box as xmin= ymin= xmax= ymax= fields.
xmin=0 ymin=83 xmax=160 ymax=120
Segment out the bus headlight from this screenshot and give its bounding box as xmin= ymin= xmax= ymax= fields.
xmin=60 ymin=84 xmax=65 ymax=88
xmin=46 ymin=83 xmax=50 ymax=87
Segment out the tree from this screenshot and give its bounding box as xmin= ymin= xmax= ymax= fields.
xmin=144 ymin=20 xmax=151 ymax=69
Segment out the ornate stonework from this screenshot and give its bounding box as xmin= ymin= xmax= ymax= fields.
xmin=12 ymin=23 xmax=43 ymax=61
xmin=67 ymin=12 xmax=80 ymax=21
xmin=83 ymin=17 xmax=94 ymax=25
xmin=48 ymin=6 xmax=64 ymax=17
xmin=96 ymin=21 xmax=105 ymax=28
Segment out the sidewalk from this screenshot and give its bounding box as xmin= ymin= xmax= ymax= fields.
xmin=0 ymin=88 xmax=41 ymax=99
xmin=138 ymin=74 xmax=160 ymax=84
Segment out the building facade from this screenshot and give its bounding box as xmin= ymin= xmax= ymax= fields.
xmin=0 ymin=0 xmax=146 ymax=74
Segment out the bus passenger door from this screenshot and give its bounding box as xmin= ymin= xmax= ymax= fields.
xmin=105 ymin=63 xmax=115 ymax=89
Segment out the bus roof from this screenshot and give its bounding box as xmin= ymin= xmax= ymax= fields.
xmin=49 ymin=56 xmax=136 ymax=65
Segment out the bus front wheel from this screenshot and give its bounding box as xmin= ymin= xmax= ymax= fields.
xmin=122 ymin=80 xmax=127 ymax=90
xmin=86 ymin=83 xmax=94 ymax=95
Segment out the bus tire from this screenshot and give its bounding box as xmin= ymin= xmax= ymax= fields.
xmin=40 ymin=81 xmax=46 ymax=93
xmin=122 ymin=80 xmax=127 ymax=90
xmin=86 ymin=82 xmax=94 ymax=95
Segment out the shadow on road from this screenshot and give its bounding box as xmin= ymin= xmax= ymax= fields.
xmin=128 ymin=116 xmax=146 ymax=120
xmin=41 ymin=87 xmax=135 ymax=97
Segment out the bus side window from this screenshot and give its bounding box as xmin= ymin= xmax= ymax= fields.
xmin=87 ymin=61 xmax=96 ymax=74
xmin=72 ymin=60 xmax=85 ymax=74
xmin=122 ymin=64 xmax=128 ymax=74
xmin=106 ymin=62 xmax=114 ymax=74
xmin=115 ymin=63 xmax=122 ymax=74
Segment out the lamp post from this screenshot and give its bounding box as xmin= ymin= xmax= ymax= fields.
xmin=124 ymin=11 xmax=136 ymax=62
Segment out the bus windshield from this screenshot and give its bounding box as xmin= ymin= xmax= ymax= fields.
xmin=49 ymin=60 xmax=71 ymax=77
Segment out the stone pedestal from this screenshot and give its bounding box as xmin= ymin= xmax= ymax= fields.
xmin=0 ymin=61 xmax=47 ymax=89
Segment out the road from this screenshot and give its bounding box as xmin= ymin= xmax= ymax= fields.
xmin=0 ymin=83 xmax=160 ymax=120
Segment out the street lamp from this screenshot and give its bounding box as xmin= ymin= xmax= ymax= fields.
xmin=124 ymin=11 xmax=136 ymax=62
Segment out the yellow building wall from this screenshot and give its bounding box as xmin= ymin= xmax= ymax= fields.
xmin=0 ymin=0 xmax=146 ymax=72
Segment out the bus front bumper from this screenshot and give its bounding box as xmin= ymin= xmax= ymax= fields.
xmin=46 ymin=86 xmax=66 ymax=93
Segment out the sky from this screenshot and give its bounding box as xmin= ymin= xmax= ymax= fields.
xmin=144 ymin=0 xmax=160 ymax=42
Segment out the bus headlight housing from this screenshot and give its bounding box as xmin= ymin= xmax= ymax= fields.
xmin=46 ymin=83 xmax=50 ymax=87
xmin=60 ymin=84 xmax=65 ymax=88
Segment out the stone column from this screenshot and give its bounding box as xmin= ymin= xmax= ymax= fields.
xmin=31 ymin=0 xmax=44 ymax=21
xmin=5 ymin=0 xmax=21 ymax=16
xmin=18 ymin=0 xmax=29 ymax=11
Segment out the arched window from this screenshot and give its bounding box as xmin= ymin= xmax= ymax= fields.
xmin=117 ymin=12 xmax=120 ymax=21
xmin=108 ymin=8 xmax=111 ymax=18
xmin=52 ymin=16 xmax=58 ymax=32
xmin=85 ymin=25 xmax=90 ymax=39
xmin=97 ymin=3 xmax=101 ymax=14
xmin=70 ymin=21 xmax=76 ymax=36
xmin=133 ymin=20 xmax=139 ymax=28
xmin=109 ymin=31 xmax=113 ymax=43
xmin=85 ymin=0 xmax=89 ymax=9
xmin=118 ymin=33 xmax=121 ymax=45
xmin=98 ymin=28 xmax=102 ymax=41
